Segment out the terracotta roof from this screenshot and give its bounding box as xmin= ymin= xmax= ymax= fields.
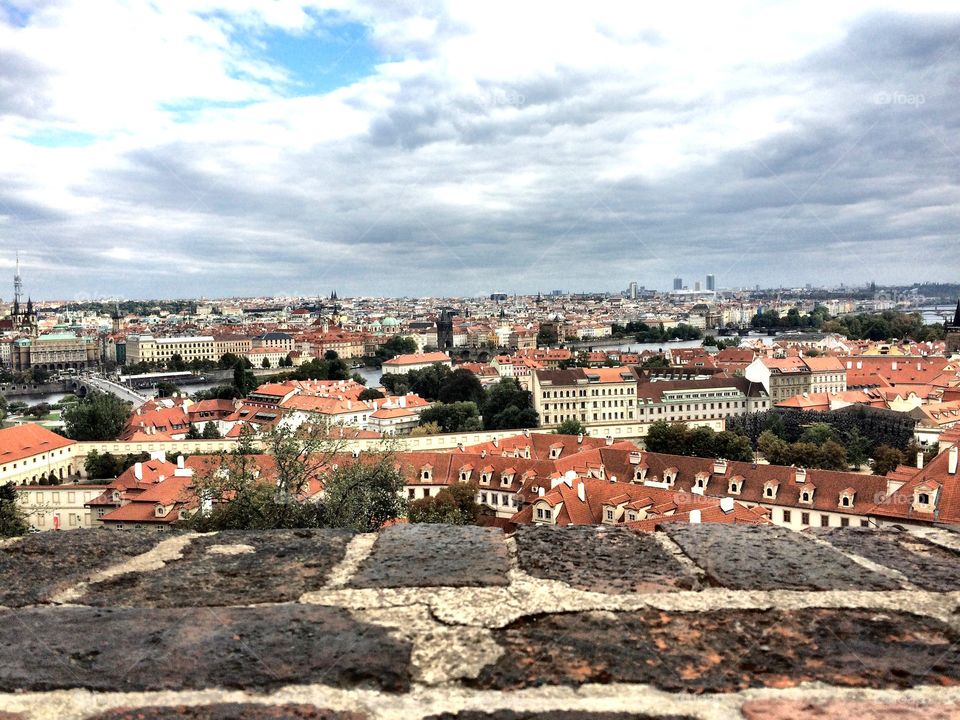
xmin=0 ymin=423 xmax=75 ymax=465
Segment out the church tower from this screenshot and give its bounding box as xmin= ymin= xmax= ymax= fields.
xmin=436 ymin=309 xmax=455 ymax=351
xmin=946 ymin=300 xmax=960 ymax=355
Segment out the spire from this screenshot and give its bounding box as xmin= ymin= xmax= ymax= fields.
xmin=953 ymin=299 xmax=960 ymax=327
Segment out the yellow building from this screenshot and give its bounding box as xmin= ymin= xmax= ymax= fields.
xmin=1 ymin=423 xmax=80 ymax=486
xmin=16 ymin=483 xmax=108 ymax=531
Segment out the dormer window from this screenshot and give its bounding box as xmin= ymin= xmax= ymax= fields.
xmin=663 ymin=468 xmax=678 ymax=486
xmin=500 ymin=473 xmax=514 ymax=487
xmin=912 ymin=486 xmax=937 ymax=513
xmin=763 ymin=481 xmax=779 ymax=499
xmin=839 ymin=488 xmax=855 ymax=508
xmin=728 ymin=479 xmax=741 ymax=495
xmin=420 ymin=465 xmax=432 ymax=482
xmin=694 ymin=472 xmax=709 ymax=490
xmin=480 ymin=471 xmax=492 ymax=485
xmin=549 ymin=445 xmax=563 ymax=459
xmin=459 ymin=470 xmax=471 ymax=482
xmin=633 ymin=466 xmax=648 ymax=483
xmin=800 ymin=488 xmax=814 ymax=504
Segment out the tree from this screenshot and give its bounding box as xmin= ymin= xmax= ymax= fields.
xmin=845 ymin=428 xmax=870 ymax=470
xmin=418 ymin=402 xmax=482 ymax=433
xmin=437 ymin=368 xmax=485 ymax=405
xmin=321 ymin=451 xmax=407 ymax=532
xmin=359 ymin=388 xmax=385 ymax=401
xmin=409 ymin=483 xmax=481 ymax=525
xmin=641 ymin=355 xmax=670 ymax=369
xmin=644 ymin=421 xmax=690 ymax=454
xmin=63 ymin=392 xmax=130 ymax=440
xmin=872 ymin=445 xmax=906 ymax=476
xmin=555 ymin=418 xmax=587 ymax=436
xmin=168 ymin=353 xmax=186 ymax=371
xmin=379 ymin=335 xmax=417 ymax=359
xmin=410 ymin=421 xmax=442 ymax=436
xmin=233 ymin=361 xmax=257 ymax=397
xmin=712 ymin=431 xmax=754 ymax=462
xmin=816 ymin=440 xmax=849 ymax=471
xmin=219 ymin=353 xmax=246 ymax=369
xmin=201 ymin=422 xmax=222 ymax=439
xmin=0 ymin=482 xmax=29 ymax=537
xmin=156 ymin=382 xmax=180 ymax=398
xmin=758 ymin=430 xmax=788 ymax=465
xmin=85 ymin=450 xmax=122 ymax=479
xmin=261 ymin=357 xmax=271 ymax=368
xmin=482 ymin=378 xmax=538 ymax=430
xmin=800 ymin=422 xmax=837 ymax=445
xmin=186 ymin=424 xmax=203 ymax=439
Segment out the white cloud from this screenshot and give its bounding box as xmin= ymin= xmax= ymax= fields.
xmin=1 ymin=0 xmax=959 ymax=297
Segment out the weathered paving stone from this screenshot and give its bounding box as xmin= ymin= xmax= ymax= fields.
xmin=424 ymin=713 xmax=694 ymax=719
xmin=0 ymin=605 xmax=410 ymax=692
xmin=664 ymin=524 xmax=900 ymax=590
xmin=80 ymin=529 xmax=354 ymax=606
xmin=349 ymin=524 xmax=509 ymax=588
xmin=740 ymin=699 xmax=960 ymax=719
xmin=88 ymin=705 xmax=366 ymax=720
xmin=472 ymin=608 xmax=960 ymax=692
xmin=515 ymin=525 xmax=694 ymax=593
xmin=0 ymin=529 xmax=169 ymax=607
xmin=813 ymin=528 xmax=960 ymax=591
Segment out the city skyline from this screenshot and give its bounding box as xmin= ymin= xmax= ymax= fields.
xmin=2 ymin=2 xmax=960 ymax=298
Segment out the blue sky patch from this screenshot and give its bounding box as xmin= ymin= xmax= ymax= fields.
xmin=18 ymin=128 xmax=101 ymax=148
xmin=246 ymin=18 xmax=378 ymax=95
xmin=0 ymin=0 xmax=31 ymax=28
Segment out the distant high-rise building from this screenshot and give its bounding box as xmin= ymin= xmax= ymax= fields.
xmin=694 ymin=281 xmax=701 ymax=292
xmin=706 ymin=274 xmax=716 ymax=291
xmin=673 ymin=277 xmax=683 ymax=291
xmin=628 ymin=281 xmax=638 ymax=300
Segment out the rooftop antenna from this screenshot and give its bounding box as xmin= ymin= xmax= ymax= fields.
xmin=13 ymin=250 xmax=22 ymax=311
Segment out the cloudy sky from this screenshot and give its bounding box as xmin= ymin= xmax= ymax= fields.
xmin=1 ymin=1 xmax=959 ymax=300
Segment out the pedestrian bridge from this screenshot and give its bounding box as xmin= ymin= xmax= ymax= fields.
xmin=68 ymin=375 xmax=149 ymax=405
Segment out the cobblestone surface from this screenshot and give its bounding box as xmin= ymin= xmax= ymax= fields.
xmin=814 ymin=528 xmax=960 ymax=591
xmin=472 ymin=608 xmax=960 ymax=691
xmin=1 ymin=524 xmax=959 ymax=720
xmin=739 ymin=699 xmax=960 ymax=719
xmin=514 ymin=526 xmax=694 ymax=593
xmin=349 ymin=524 xmax=510 ymax=588
xmin=0 ymin=605 xmax=411 ymax=692
xmin=88 ymin=706 xmax=367 ymax=720
xmin=80 ymin=529 xmax=354 ymax=606
xmin=0 ymin=530 xmax=168 ymax=606
xmin=424 ymin=713 xmax=694 ymax=719
xmin=664 ymin=524 xmax=901 ymax=590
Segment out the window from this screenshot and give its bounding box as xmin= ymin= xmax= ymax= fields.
xmin=606 ymin=510 xmax=613 ymax=520
xmin=801 ymin=512 xmax=810 ymax=525
xmin=821 ymin=515 xmax=830 ymax=527
xmin=782 ymin=510 xmax=791 ymax=522
xmin=918 ymin=493 xmax=930 ymax=504
xmin=860 ymin=519 xmax=870 ymax=527
xmin=765 ymin=487 xmax=773 ymax=498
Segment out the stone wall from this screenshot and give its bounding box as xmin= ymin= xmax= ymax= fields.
xmin=1 ymin=524 xmax=959 ymax=719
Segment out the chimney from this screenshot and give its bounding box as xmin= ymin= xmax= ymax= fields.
xmin=481 ymin=449 xmax=487 ymax=459
xmin=563 ymin=470 xmax=577 ymax=488
xmin=577 ymin=483 xmax=585 ymax=502
xmin=795 ymin=467 xmax=806 ymax=484
xmin=577 ymin=432 xmax=583 ymax=444
xmin=629 ymin=450 xmax=642 ymax=465
xmin=917 ymin=451 xmax=924 ymax=470
xmin=720 ymin=496 xmax=734 ymax=513
xmin=134 ymin=462 xmax=142 ymax=481
xmin=493 ymin=436 xmax=499 ymax=448
xmin=949 ymin=446 xmax=958 ymax=475
xmin=689 ymin=509 xmax=701 ymax=524
xmin=177 ymin=455 xmax=185 ymax=469
xmin=713 ymin=458 xmax=727 ymax=475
